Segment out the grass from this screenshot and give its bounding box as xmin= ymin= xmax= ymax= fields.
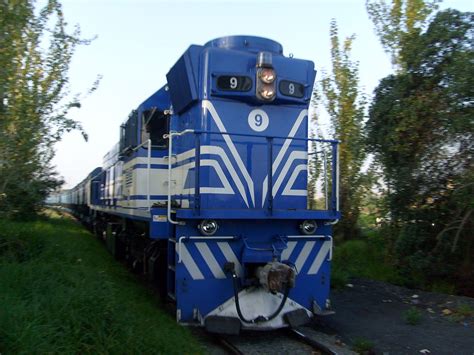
xmin=403 ymin=307 xmax=422 ymax=325
xmin=352 ymin=337 xmax=375 ymax=353
xmin=447 ymin=304 xmax=474 ymax=322
xmin=0 ymin=211 xmax=203 ymax=354
xmin=456 ymin=304 xmax=474 ymax=317
xmin=331 ymin=232 xmax=402 ymax=289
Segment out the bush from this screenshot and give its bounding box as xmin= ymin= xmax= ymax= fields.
xmin=331 ymin=233 xmax=402 ymax=287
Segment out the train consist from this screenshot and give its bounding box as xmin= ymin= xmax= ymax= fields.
xmin=51 ymin=36 xmax=341 ymax=334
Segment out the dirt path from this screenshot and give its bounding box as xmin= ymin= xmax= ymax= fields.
xmin=314 ymin=278 xmax=474 ymax=354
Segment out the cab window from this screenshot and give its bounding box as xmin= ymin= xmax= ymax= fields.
xmin=141 ymin=108 xmax=169 ymax=148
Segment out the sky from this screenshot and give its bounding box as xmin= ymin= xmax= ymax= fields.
xmin=52 ymin=0 xmax=473 ymax=188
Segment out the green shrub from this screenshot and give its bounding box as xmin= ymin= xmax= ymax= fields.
xmin=331 ymin=233 xmax=402 ymax=287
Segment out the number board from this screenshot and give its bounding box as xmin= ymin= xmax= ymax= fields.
xmin=279 ymin=80 xmax=305 ymax=98
xmin=217 ymin=76 xmax=252 ymax=92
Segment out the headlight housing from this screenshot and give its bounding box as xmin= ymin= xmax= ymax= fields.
xmin=256 ymin=51 xmax=276 ymax=102
xmin=300 ymin=219 xmax=317 ymax=235
xmin=198 ymin=219 xmax=218 ymax=236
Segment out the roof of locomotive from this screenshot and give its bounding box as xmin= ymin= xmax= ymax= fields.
xmin=204 ymin=35 xmax=283 ymax=54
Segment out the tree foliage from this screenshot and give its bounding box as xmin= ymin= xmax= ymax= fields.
xmin=367 ymin=9 xmax=474 ymax=290
xmin=0 ymin=0 xmax=98 ymax=218
xmin=314 ymin=19 xmax=367 ymax=239
xmin=366 ymin=0 xmax=441 ymax=69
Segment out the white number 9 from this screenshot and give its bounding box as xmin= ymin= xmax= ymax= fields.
xmin=248 ymin=109 xmax=269 ymax=132
xmin=230 ymin=77 xmax=238 ymax=89
xmin=289 ymin=83 xmax=295 ymax=95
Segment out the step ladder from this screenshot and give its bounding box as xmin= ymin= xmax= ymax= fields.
xmin=167 ymin=237 xmax=176 ymax=301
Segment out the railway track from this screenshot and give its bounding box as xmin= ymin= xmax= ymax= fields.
xmin=288 ymin=328 xmax=338 ymax=355
xmin=212 ymin=327 xmax=343 ymax=355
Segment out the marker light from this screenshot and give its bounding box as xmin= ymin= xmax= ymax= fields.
xmin=256 ymin=51 xmax=273 ymax=68
xmin=198 ymin=219 xmax=218 ymax=236
xmin=259 ymin=68 xmax=276 ymax=84
xmin=300 ymin=220 xmax=317 ymax=235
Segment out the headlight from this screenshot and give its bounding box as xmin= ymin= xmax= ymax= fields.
xmin=198 ymin=219 xmax=218 ymax=236
xmin=300 ymin=219 xmax=317 ymax=235
xmin=259 ymin=68 xmax=276 ymax=84
xmin=256 ymin=51 xmax=276 ymax=102
xmin=258 ymin=84 xmax=276 ymax=100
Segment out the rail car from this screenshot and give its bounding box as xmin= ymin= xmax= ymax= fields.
xmin=54 ymin=35 xmax=341 ymax=335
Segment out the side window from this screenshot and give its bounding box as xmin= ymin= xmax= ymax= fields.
xmin=119 ymin=110 xmax=138 ymax=154
xmin=141 ymin=108 xmax=169 ymax=148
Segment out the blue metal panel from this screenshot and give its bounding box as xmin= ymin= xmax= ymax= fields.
xmin=150 ymin=208 xmax=170 ymax=239
xmin=173 ymin=220 xmax=332 ymax=323
xmin=204 ymin=36 xmax=283 ymax=54
xmin=166 ymin=45 xmax=202 ymax=114
xmin=176 ymin=208 xmax=340 ymax=220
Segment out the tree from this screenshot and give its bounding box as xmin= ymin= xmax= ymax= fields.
xmin=366 ymin=0 xmax=441 ymax=70
xmin=314 ymin=19 xmax=367 ymax=239
xmin=0 ymin=0 xmax=98 ymax=218
xmin=366 ymin=10 xmax=474 ymax=292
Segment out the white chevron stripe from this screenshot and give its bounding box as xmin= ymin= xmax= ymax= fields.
xmin=174 ymin=146 xmax=248 ymax=205
xmin=203 ymin=100 xmax=255 ymax=207
xmin=195 ymin=243 xmax=226 ymax=279
xmin=217 ymin=242 xmax=243 ymax=277
xmin=282 ymin=164 xmax=308 ymax=196
xmin=307 ymin=241 xmax=331 ymax=275
xmin=180 ymin=159 xmax=234 ymax=195
xmin=178 ymin=244 xmax=204 ymax=280
xmin=294 ymin=241 xmax=315 ymax=273
xmin=204 ymin=146 xmax=248 ymax=205
xmin=261 ymin=109 xmax=308 ymax=206
xmin=281 ymin=241 xmax=297 ymax=261
xmin=272 ymin=151 xmax=307 ymax=197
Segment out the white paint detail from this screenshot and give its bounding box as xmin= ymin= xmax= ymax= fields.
xmin=92 ymin=205 xmax=151 ymax=218
xmin=203 ymin=100 xmax=255 ymax=207
xmin=280 ymin=241 xmax=297 ymax=261
xmin=195 ymin=243 xmax=226 ymax=279
xmin=203 ymin=146 xmax=248 ymax=206
xmin=172 ymin=146 xmax=249 ymax=207
xmin=272 ymin=151 xmax=307 ymax=197
xmin=261 ymin=109 xmax=308 ymax=206
xmin=248 ymin=109 xmax=269 ymax=132
xmin=307 ymin=241 xmax=332 ymax=275
xmin=282 ymin=164 xmax=308 ymax=196
xmin=180 ymin=159 xmax=234 ymax=195
xmin=294 ymin=241 xmax=315 ymax=273
xmin=217 ymin=242 xmax=243 ymax=277
xmin=177 ymin=243 xmax=204 ymax=280
xmin=153 ymin=215 xmax=167 ymax=222
xmin=205 ymin=287 xmax=312 ymax=329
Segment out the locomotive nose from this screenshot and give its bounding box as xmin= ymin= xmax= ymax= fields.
xmin=256 ymin=261 xmax=296 ymax=293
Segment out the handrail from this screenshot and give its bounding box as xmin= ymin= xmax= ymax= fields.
xmin=163 ymin=129 xmax=194 ymax=225
xmin=171 ymin=128 xmax=339 ymax=216
xmin=194 ymin=129 xmax=340 ymax=144
xmin=147 ymin=139 xmax=151 ymax=211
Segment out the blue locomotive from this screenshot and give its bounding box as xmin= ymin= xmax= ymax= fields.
xmin=55 ymin=36 xmax=340 ymax=334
